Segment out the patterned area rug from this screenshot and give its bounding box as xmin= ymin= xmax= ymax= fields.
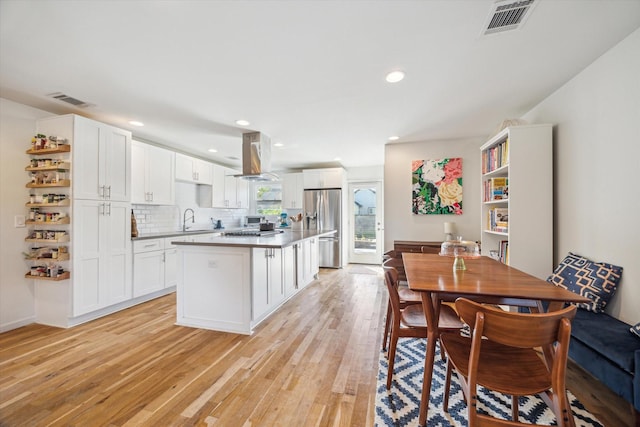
xmin=375 ymin=338 xmax=603 ymax=426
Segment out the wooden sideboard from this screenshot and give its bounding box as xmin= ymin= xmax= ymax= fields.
xmin=385 ymin=240 xmax=442 ymax=281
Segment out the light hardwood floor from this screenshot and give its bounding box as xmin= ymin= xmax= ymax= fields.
xmin=0 ymin=265 xmax=634 ymax=426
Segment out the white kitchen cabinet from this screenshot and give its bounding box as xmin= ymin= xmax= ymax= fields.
xmin=164 ymin=240 xmax=178 ymax=288
xmin=225 ymin=172 xmax=249 ymax=209
xmin=199 ymin=164 xmax=247 ymax=208
xmin=298 ymin=237 xmax=319 ymax=289
xmin=132 ymin=237 xmax=183 ymax=297
xmin=302 ymin=167 xmax=346 ymax=190
xmin=175 ymin=153 xmax=212 ymax=185
xmin=210 ymin=163 xmax=228 ymax=208
xmin=282 ymin=173 xmax=303 ymax=209
xmin=251 ymin=248 xmax=285 ymax=322
xmin=73 ymin=199 xmax=132 ymax=316
xmin=282 ymin=245 xmax=297 ymax=297
xmin=71 ymin=115 xmax=131 ymax=201
xmin=132 ymin=239 xmax=165 ymax=297
xmin=131 ymin=141 xmax=175 ymax=205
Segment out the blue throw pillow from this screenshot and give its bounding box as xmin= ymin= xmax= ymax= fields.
xmin=631 ymin=322 xmax=640 ymax=339
xmin=547 ymin=252 xmax=623 ymax=313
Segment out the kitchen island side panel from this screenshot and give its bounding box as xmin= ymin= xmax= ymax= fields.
xmin=176 ymin=246 xmax=252 ymax=334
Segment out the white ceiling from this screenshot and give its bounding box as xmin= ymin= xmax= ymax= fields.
xmin=2 ymin=0 xmax=639 ymax=171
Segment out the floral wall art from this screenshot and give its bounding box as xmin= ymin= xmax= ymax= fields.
xmin=412 ymin=158 xmax=463 ymax=215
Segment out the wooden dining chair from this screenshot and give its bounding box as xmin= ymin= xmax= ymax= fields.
xmin=440 ymin=297 xmax=578 ymax=427
xmin=383 ymin=267 xmax=463 ymax=389
xmin=381 ymin=258 xmax=421 ymax=351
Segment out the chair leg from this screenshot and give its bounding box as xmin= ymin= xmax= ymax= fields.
xmin=443 ymin=359 xmax=453 ymax=413
xmin=386 ymin=328 xmax=399 ymax=389
xmin=382 ymin=303 xmax=391 ymax=351
xmin=511 ymin=395 xmax=519 ymax=422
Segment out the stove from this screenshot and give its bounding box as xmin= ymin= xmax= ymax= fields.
xmin=223 ymin=229 xmax=284 ymax=237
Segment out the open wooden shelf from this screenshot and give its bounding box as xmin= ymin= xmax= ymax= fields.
xmin=26 ymin=180 xmax=71 ymax=188
xmin=25 ymin=162 xmax=70 ymax=172
xmin=25 ymin=235 xmax=70 ymax=243
xmin=26 ymin=217 xmax=70 ymax=226
xmin=25 ymin=253 xmax=70 ymax=262
xmin=26 ymin=145 xmax=70 ymax=155
xmin=26 ymin=199 xmax=70 ymax=208
xmin=25 ymin=271 xmax=70 ymax=281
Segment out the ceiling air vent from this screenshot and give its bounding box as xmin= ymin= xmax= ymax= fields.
xmin=482 ymin=0 xmax=537 ymax=35
xmin=47 ymin=92 xmax=93 ymax=108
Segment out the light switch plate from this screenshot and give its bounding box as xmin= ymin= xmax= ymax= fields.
xmin=14 ymin=215 xmax=26 ymax=228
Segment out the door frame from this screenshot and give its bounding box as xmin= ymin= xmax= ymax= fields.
xmin=348 ymin=181 xmax=383 ymax=265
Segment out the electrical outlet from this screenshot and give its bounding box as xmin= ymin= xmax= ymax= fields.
xmin=14 ymin=215 xmax=25 ymax=228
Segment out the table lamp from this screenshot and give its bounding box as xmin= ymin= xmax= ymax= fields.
xmin=444 ymin=222 xmax=456 ymax=241
xmin=439 ymin=240 xmax=480 ymax=271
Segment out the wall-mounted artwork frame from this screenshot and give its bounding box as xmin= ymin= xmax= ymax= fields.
xmin=412 ymin=158 xmax=462 ymax=215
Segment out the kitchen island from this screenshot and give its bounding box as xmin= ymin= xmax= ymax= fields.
xmin=172 ymin=229 xmax=335 ymax=334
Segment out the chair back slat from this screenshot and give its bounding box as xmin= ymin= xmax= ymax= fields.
xmin=455 ymin=298 xmax=576 ymax=348
xmin=383 ymin=268 xmax=401 ymax=315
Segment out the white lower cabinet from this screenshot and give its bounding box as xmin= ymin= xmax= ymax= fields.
xmin=252 ymin=248 xmax=285 ymax=322
xmin=133 ymin=237 xmax=180 ymax=298
xmin=73 ymin=200 xmax=132 ymax=316
xmin=283 ymin=245 xmax=297 ymax=297
xmin=298 ymin=237 xmax=319 ymax=289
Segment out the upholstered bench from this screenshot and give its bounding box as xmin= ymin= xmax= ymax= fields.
xmin=569 ymin=308 xmax=640 ymax=423
xmin=546 ymin=252 xmax=639 ymax=424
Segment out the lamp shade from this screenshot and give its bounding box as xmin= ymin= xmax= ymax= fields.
xmin=444 ymin=222 xmax=456 ymax=234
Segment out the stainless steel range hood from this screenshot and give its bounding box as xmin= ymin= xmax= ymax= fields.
xmin=235 ymin=131 xmax=279 ymax=181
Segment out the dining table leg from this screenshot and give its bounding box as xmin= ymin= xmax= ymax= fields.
xmin=418 ymin=291 xmax=440 ymax=426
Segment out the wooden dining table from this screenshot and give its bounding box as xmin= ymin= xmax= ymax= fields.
xmin=402 ymin=253 xmax=591 ymax=426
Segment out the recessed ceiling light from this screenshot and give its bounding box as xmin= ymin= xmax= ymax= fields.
xmin=273 ymin=142 xmax=284 ymax=147
xmin=129 ymin=120 xmax=144 ymax=127
xmin=388 ymin=135 xmax=400 ymax=141
xmin=235 ymin=119 xmax=250 ymax=126
xmin=385 ymin=71 xmax=405 ymax=83
xmin=208 ymin=148 xmax=218 ymax=153
xmin=334 ymin=157 xmax=341 ymax=161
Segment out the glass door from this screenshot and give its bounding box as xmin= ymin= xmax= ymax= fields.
xmin=348 ymin=181 xmax=383 ymax=264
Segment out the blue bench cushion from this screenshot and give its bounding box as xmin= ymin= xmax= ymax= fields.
xmin=547 ymin=252 xmax=623 ymax=313
xmin=571 ymin=308 xmax=640 ymax=375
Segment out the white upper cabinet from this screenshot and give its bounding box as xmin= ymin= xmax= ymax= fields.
xmin=200 ymin=164 xmax=248 ymax=209
xmin=302 ymin=167 xmax=346 ymax=189
xmin=131 ymin=141 xmax=175 ymax=205
xmin=282 ymin=173 xmax=303 ymax=209
xmin=72 ymin=116 xmax=131 ymax=201
xmin=175 ymin=153 xmax=212 ymax=185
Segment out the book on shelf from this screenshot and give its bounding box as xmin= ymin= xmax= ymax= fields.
xmin=498 ymin=240 xmax=509 ymax=264
xmin=487 ymin=207 xmax=509 ymax=232
xmin=482 ymin=137 xmax=510 ymax=174
xmin=483 ymin=177 xmax=509 ymax=201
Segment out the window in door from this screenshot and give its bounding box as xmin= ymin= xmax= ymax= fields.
xmin=349 ymin=181 xmax=383 ymax=264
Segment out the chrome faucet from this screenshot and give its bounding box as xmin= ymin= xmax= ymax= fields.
xmin=182 ymin=208 xmax=195 ymax=231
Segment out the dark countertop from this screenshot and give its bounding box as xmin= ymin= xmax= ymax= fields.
xmin=171 ymin=229 xmax=336 ymax=249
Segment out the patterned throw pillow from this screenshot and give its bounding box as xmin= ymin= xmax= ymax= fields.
xmin=631 ymin=322 xmax=640 ymax=339
xmin=547 ymin=252 xmax=623 ymax=313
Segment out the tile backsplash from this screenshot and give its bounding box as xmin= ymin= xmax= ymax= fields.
xmin=133 ymin=181 xmax=248 ymax=235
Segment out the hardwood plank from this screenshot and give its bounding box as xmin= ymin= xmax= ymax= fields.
xmin=0 ymin=265 xmax=634 ymax=426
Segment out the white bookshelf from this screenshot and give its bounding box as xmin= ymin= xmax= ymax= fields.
xmin=480 ymin=124 xmax=553 ymax=280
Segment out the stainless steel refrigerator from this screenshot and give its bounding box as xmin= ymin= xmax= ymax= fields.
xmin=303 ymin=188 xmax=342 ymax=268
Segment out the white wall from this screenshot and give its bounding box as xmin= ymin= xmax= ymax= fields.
xmin=384 ymin=138 xmax=481 ymax=251
xmin=522 ymin=28 xmax=640 ymax=324
xmin=0 ymin=98 xmax=53 ymax=331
